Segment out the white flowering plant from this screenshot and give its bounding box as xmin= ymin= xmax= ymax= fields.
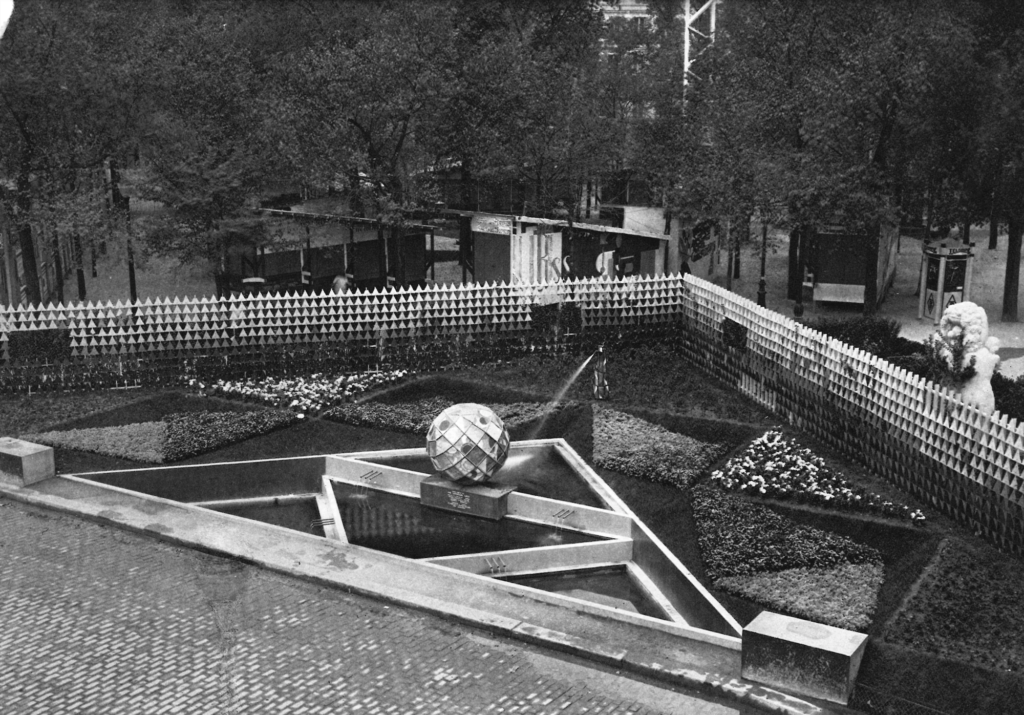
xmin=710 ymin=430 xmax=926 ymax=524
xmin=193 ymin=370 xmax=412 ymax=416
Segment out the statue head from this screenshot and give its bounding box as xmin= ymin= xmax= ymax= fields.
xmin=939 ymin=301 xmax=988 ymax=354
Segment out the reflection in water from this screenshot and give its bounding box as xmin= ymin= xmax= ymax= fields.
xmin=331 ymin=482 xmax=602 ymax=559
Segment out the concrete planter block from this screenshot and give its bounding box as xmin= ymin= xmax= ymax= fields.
xmin=741 ymin=611 xmax=868 ymax=705
xmin=0 ymin=437 xmax=55 ymax=486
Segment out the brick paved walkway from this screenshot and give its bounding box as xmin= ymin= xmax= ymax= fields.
xmin=0 ymin=498 xmax=752 ymax=714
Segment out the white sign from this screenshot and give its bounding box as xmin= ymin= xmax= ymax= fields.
xmin=471 ymin=214 xmax=513 ymax=235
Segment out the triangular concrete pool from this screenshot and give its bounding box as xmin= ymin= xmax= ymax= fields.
xmin=68 ymin=439 xmax=742 ymax=647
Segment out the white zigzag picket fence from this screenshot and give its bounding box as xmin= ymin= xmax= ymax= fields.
xmin=2 ymin=272 xmax=1023 ymax=555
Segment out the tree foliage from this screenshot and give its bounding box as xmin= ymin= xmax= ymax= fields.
xmin=5 ymin=0 xmax=1024 ymax=319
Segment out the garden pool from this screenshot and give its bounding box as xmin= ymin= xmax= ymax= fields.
xmin=333 ymin=482 xmax=605 ymax=558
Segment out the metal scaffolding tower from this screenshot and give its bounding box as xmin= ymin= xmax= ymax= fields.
xmin=682 ymin=0 xmax=721 ymax=87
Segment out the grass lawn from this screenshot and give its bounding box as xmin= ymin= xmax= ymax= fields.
xmin=5 ymin=350 xmax=1024 ymax=714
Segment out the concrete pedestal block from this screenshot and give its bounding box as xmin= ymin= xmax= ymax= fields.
xmin=420 ymin=476 xmax=515 ymax=520
xmin=742 ymin=611 xmax=868 ymax=705
xmin=0 ymin=437 xmax=55 ymax=486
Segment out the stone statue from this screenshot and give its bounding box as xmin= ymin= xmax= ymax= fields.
xmin=937 ymin=301 xmax=1000 ymax=415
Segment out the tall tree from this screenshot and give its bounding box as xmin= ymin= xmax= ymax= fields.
xmin=0 ymin=0 xmax=150 ymax=304
xmin=969 ymin=0 xmax=1024 ymax=320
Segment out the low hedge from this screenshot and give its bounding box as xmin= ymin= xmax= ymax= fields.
xmin=715 ymin=562 xmax=884 ymax=631
xmin=162 ymin=410 xmax=299 ymax=462
xmin=22 ymin=421 xmax=167 ymax=463
xmin=23 ymin=409 xmax=298 ymax=464
xmin=809 ymin=316 xmax=913 ymax=358
xmin=691 ymin=484 xmax=881 ymax=581
xmin=593 ymin=405 xmax=730 ymax=488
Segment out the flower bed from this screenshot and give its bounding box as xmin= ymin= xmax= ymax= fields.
xmin=23 ymin=410 xmax=298 ymax=464
xmin=162 ymin=411 xmax=299 ymax=462
xmin=710 ymin=430 xmax=925 ymax=523
xmin=715 ymin=563 xmax=884 ymax=631
xmin=691 ymin=484 xmax=882 ymax=581
xmin=198 ymin=370 xmax=412 ymax=416
xmin=592 ymin=405 xmax=730 ymax=488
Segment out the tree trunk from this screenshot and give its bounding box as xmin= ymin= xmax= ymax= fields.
xmin=460 ymin=161 xmax=474 ymax=212
xmin=1003 ymin=216 xmax=1022 ymax=322
xmin=990 ymin=194 xmax=999 ymax=249
xmin=14 ymin=169 xmax=42 ymax=305
xmin=924 ymin=191 xmax=935 ymax=240
xmin=724 ymin=219 xmax=733 ymax=290
xmin=52 ymin=234 xmax=64 ymax=305
xmin=74 ymin=233 xmax=87 ymax=301
xmin=787 ymin=226 xmax=802 ymax=300
xmin=127 ymin=233 xmax=138 ymax=304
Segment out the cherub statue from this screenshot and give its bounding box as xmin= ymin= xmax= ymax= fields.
xmin=936 ymin=302 xmax=1000 ymax=415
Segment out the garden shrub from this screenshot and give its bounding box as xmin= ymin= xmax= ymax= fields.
xmin=710 ymin=430 xmax=925 ymax=522
xmin=23 ymin=409 xmax=297 ymax=463
xmin=593 ymin=405 xmax=730 ymax=488
xmin=162 ymin=410 xmax=299 ymax=462
xmin=715 ymin=562 xmax=884 ymax=631
xmin=809 ymin=316 xmax=911 ymax=358
xmin=6 ymin=328 xmax=72 ymax=363
xmin=691 ymin=484 xmax=881 ymax=581
xmin=23 ymin=422 xmax=166 ymax=463
xmin=993 ymin=372 xmax=1024 ymax=422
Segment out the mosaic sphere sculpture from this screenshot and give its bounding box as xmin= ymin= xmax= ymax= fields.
xmin=426 ymin=403 xmax=510 ymax=483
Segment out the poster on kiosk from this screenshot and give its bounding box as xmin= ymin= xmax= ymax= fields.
xmin=919 ymin=244 xmax=973 ymax=324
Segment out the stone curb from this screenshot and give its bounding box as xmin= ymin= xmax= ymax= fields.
xmin=0 ymin=479 xmax=842 ymax=715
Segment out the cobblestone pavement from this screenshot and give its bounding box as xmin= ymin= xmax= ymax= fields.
xmin=0 ymin=498 xmax=753 ymax=714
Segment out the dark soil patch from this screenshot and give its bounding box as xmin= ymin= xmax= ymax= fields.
xmin=883 ymin=538 xmax=1024 ymax=673
xmin=369 ymin=374 xmax=559 ymax=407
xmin=853 ymin=641 xmax=1024 ymax=715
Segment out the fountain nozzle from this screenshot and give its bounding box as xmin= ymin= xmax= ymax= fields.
xmin=592 ymin=344 xmax=609 ymax=400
